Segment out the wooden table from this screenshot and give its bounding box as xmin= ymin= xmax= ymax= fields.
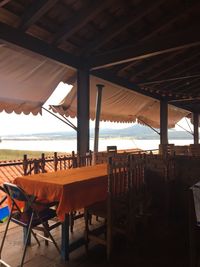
xmin=14 ymin=164 xmax=107 ymax=261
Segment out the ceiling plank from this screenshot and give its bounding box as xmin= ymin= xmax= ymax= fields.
xmin=118 ymin=1 xmax=200 ymax=74
xmin=82 ymin=0 xmax=165 ymax=55
xmin=19 ymin=0 xmax=59 ymax=31
xmin=52 ymin=0 xmax=110 ymax=45
xmin=0 ymin=22 xmax=80 ymax=69
xmin=148 ymin=50 xmax=200 ymax=81
xmin=148 ymin=63 xmax=200 ymax=96
xmin=91 ymin=69 xmax=161 ymax=101
xmin=89 ymin=25 xmax=200 ymax=70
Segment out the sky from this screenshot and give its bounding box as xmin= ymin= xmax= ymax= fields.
xmin=0 ymin=82 xmax=132 ymax=136
xmin=0 ymin=81 xmax=195 ymax=136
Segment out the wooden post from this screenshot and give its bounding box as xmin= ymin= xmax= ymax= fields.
xmin=93 ymin=84 xmax=104 ymax=164
xmin=41 ymin=153 xmax=45 ymax=173
xmin=160 ymin=99 xmax=168 ymax=145
xmin=23 ymin=154 xmax=28 ymax=176
xmin=77 ymin=68 xmax=90 ymax=157
xmin=54 ymin=152 xmax=58 ymax=172
xmin=193 ymin=113 xmax=199 ymax=144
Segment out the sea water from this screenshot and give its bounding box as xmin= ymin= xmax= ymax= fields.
xmin=0 ymin=138 xmax=194 ymax=153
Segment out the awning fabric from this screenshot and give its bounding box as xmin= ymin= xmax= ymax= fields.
xmin=50 ymin=76 xmax=189 ymax=128
xmin=0 ymin=42 xmax=74 ymax=115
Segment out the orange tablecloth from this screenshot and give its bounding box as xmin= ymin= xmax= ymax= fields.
xmin=14 ymin=164 xmax=107 ymax=221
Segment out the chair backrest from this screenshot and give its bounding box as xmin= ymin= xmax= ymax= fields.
xmin=3 ymin=182 xmax=34 ymax=212
xmin=0 ymin=186 xmax=7 ymax=206
xmin=107 ymin=154 xmax=129 ymax=199
xmin=95 ymin=151 xmax=108 ymax=164
xmin=107 ymin=146 xmax=117 ymax=154
xmin=77 ymin=150 xmax=92 ymax=167
xmin=189 ymin=144 xmax=200 ymax=156
xmin=129 ymin=154 xmax=145 ymax=193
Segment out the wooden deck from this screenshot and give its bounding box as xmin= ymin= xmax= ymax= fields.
xmin=0 ymin=215 xmax=189 ymax=267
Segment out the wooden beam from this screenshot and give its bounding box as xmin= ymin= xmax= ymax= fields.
xmin=19 ymin=0 xmax=58 ymax=31
xmin=91 ymin=69 xmax=161 ymax=100
xmin=0 ymin=0 xmax=10 ymax=7
xmin=89 ymin=26 xmax=200 ymax=69
xmin=150 ymin=62 xmax=200 ymax=95
xmin=82 ymin=0 xmax=165 ymax=55
xmin=0 ymin=22 xmax=80 ymax=69
xmin=52 ymin=0 xmax=110 ymax=45
xmin=139 ymin=74 xmax=200 ymax=86
xmin=146 ymin=50 xmax=200 ymax=81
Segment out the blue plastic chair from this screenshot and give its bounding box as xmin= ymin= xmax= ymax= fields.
xmin=0 ymin=182 xmax=60 ymax=267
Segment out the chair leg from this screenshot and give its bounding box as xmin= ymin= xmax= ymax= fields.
xmin=44 ymin=222 xmax=49 ymax=246
xmin=20 ymin=213 xmax=34 ymax=267
xmin=31 ymin=229 xmax=40 ymax=246
xmin=84 ymin=210 xmax=90 ymax=254
xmin=0 ymin=213 xmax=12 ymax=259
xmin=42 ymin=223 xmax=60 ymax=253
xmin=70 ymin=212 xmax=75 ymax=233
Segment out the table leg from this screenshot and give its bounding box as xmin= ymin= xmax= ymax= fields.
xmin=61 ymin=213 xmax=69 ymax=261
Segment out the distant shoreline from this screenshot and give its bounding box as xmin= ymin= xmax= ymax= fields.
xmin=1 ymin=136 xmax=193 ymax=141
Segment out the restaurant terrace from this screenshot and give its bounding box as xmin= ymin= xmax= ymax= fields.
xmin=0 ymin=1 xmax=200 ymax=267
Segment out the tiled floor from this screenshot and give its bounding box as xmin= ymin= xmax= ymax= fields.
xmin=0 ymin=215 xmax=190 ymax=267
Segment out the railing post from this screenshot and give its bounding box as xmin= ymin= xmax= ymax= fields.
xmin=41 ymin=153 xmax=45 ymax=173
xmin=54 ymin=152 xmax=58 ymax=172
xmin=23 ymin=154 xmax=28 ymax=176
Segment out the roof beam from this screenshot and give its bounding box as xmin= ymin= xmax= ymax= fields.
xmin=89 ymin=26 xmax=200 ymax=70
xmin=0 ymin=0 xmax=11 ymax=7
xmin=82 ymin=0 xmax=165 ymax=55
xmin=52 ymin=0 xmax=110 ymax=45
xmin=91 ymin=69 xmax=161 ymax=101
xmin=19 ymin=0 xmax=58 ymax=31
xmin=139 ymin=74 xmax=200 ymax=86
xmin=0 ymin=22 xmax=80 ymax=69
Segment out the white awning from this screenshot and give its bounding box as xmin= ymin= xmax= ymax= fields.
xmin=50 ymin=76 xmax=189 ymax=128
xmin=0 ymin=42 xmax=74 ymax=115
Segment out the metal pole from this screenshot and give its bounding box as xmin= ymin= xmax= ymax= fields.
xmin=93 ymin=84 xmax=104 ymax=164
xmin=160 ymin=99 xmax=168 ymax=145
xmin=77 ymin=68 xmax=90 ymax=157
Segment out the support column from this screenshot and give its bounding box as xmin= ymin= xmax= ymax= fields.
xmin=160 ymin=99 xmax=168 ymax=145
xmin=77 ymin=68 xmax=90 ymax=156
xmin=193 ymin=113 xmax=199 ymax=144
xmin=93 ymin=84 xmax=104 ymax=164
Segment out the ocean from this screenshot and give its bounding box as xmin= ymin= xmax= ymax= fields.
xmin=0 ymin=137 xmax=194 ymax=153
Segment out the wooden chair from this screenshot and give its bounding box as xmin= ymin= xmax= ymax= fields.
xmin=129 ymin=155 xmax=146 ymax=229
xmin=188 ymin=182 xmax=200 ymax=267
xmin=189 ymin=144 xmax=200 ymax=156
xmin=107 ymin=145 xmax=117 ymax=154
xmin=95 ymin=151 xmax=108 ymax=164
xmin=159 ymin=144 xmax=175 ymax=157
xmin=144 ymin=155 xmax=175 ymax=220
xmin=84 ymin=153 xmax=131 ymax=260
xmin=0 ymin=182 xmax=60 ymax=267
xmin=70 ymin=151 xmax=93 ymax=232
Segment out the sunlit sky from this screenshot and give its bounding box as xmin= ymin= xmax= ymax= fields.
xmin=0 ymin=82 xmax=194 ymax=136
xmin=0 ymin=82 xmax=133 ymax=136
